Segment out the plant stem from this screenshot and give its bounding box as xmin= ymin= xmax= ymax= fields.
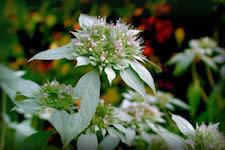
xmin=206 ymin=65 xmax=216 ymax=88
xmin=206 ymin=65 xmax=223 ymax=109
xmin=192 ymin=63 xmax=208 ymax=103
xmin=162 ymin=107 xmax=176 ymax=128
xmin=0 ymin=90 xmax=6 ymax=150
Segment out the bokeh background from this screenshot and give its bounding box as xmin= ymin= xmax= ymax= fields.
xmin=0 ymin=0 xmax=225 ymax=148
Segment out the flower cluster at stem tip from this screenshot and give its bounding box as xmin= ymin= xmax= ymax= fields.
xmin=71 ymin=14 xmax=146 ymax=71
xmin=90 ymin=100 xmax=117 ymax=130
xmin=36 ymin=80 xmax=80 ymax=113
xmin=186 ymin=123 xmax=225 ymax=150
xmin=188 ymin=37 xmax=217 ymax=56
xmin=122 ymin=102 xmax=163 ymax=123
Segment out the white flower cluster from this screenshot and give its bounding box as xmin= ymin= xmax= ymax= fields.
xmin=186 ymin=123 xmax=225 ymax=150
xmin=188 ymin=37 xmax=221 ymax=57
xmin=71 ymin=14 xmax=145 ymax=72
xmin=120 ymin=99 xmax=165 ymax=123
xmin=122 ymin=90 xmax=189 ymax=111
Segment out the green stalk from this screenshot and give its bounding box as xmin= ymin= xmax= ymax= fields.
xmin=206 ymin=65 xmax=216 ymax=88
xmin=0 ymin=90 xmax=6 ymax=150
xmin=162 ymin=107 xmax=176 ymax=128
xmin=192 ymin=62 xmax=208 ymax=103
xmin=206 ymin=65 xmax=224 ymax=109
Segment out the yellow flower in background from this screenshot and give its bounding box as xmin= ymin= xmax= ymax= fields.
xmin=61 ymin=63 xmax=70 ymax=76
xmin=175 ymin=27 xmax=185 ymax=47
xmin=101 ymin=87 xmax=120 ymax=105
xmin=49 ymin=42 xmax=58 ymax=49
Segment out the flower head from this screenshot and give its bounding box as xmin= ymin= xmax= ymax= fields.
xmin=187 ymin=123 xmax=225 ymax=150
xmin=71 ymin=14 xmax=145 ymax=71
xmin=35 ymin=80 xmax=80 ymax=113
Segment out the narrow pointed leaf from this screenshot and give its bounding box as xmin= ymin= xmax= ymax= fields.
xmin=130 ymin=61 xmax=156 ymax=94
xmin=79 ymin=14 xmax=94 ymax=28
xmin=28 ymin=43 xmax=75 ymax=62
xmin=105 ymin=67 xmax=116 ymax=85
xmin=8 ymin=79 xmax=40 ymax=97
xmin=76 ymin=56 xmax=89 ymax=67
xmin=120 ymin=68 xmax=146 ymax=97
xmin=172 ymin=114 xmax=195 ymax=136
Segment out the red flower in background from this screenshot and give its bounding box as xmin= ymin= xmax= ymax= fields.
xmin=143 ymin=40 xmax=154 ymax=56
xmin=155 ymin=19 xmax=173 ymax=43
xmin=29 ymin=60 xmax=53 ymax=73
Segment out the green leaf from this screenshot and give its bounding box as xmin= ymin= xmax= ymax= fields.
xmin=104 ymin=67 xmax=116 ymax=85
xmin=0 ymin=64 xmax=18 ymax=81
xmin=187 ymin=82 xmax=201 ymax=117
xmin=100 ymin=135 xmax=120 ymax=150
xmin=28 ymin=43 xmax=75 ymax=62
xmin=114 ymin=109 xmax=133 ymax=122
xmin=8 ymin=120 xmax=37 ymax=144
xmin=120 ymin=68 xmax=146 ymax=97
xmin=169 ymin=98 xmax=189 ymax=110
xmin=76 ymin=56 xmax=89 ymax=67
xmin=112 ymin=123 xmax=135 ymax=144
xmin=171 ymin=114 xmax=195 ymax=137
xmin=16 ymin=99 xmax=41 ymax=113
xmin=79 ymin=14 xmax=94 ymax=28
xmin=157 ymin=129 xmax=187 ymax=150
xmin=8 ymin=79 xmax=40 ymax=97
xmin=107 ymin=127 xmax=127 ymax=144
xmin=200 ymin=55 xmax=218 ymax=71
xmin=148 ymin=61 xmax=162 ymax=73
xmin=0 ymin=82 xmax=17 ymax=100
xmin=129 ymin=61 xmax=156 ymax=94
xmin=77 ymin=133 xmax=98 ymax=150
xmin=18 ymin=130 xmax=55 ymax=150
xmin=49 ymin=70 xmax=100 ymax=147
xmin=168 ymin=51 xmax=195 ymax=76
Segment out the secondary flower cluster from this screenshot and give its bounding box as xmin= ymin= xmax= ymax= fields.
xmin=71 ymin=14 xmax=145 ymax=71
xmin=123 ymin=90 xmax=189 ymax=111
xmin=168 ymin=36 xmax=225 ymax=75
xmin=121 ymin=101 xmax=164 ymax=123
xmin=186 ymin=123 xmax=225 ymax=150
xmin=90 ymin=100 xmax=117 ymax=130
xmin=188 ymin=37 xmax=217 ymax=56
xmin=121 ymin=91 xmax=165 ymax=124
xmin=36 ymin=80 xmax=79 ymax=113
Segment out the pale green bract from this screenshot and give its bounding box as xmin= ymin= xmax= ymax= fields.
xmin=28 ymin=14 xmax=160 ymax=95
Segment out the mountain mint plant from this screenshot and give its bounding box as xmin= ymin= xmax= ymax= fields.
xmin=28 ymin=14 xmax=161 ymax=96
xmin=1 ymin=14 xmax=224 ymax=150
